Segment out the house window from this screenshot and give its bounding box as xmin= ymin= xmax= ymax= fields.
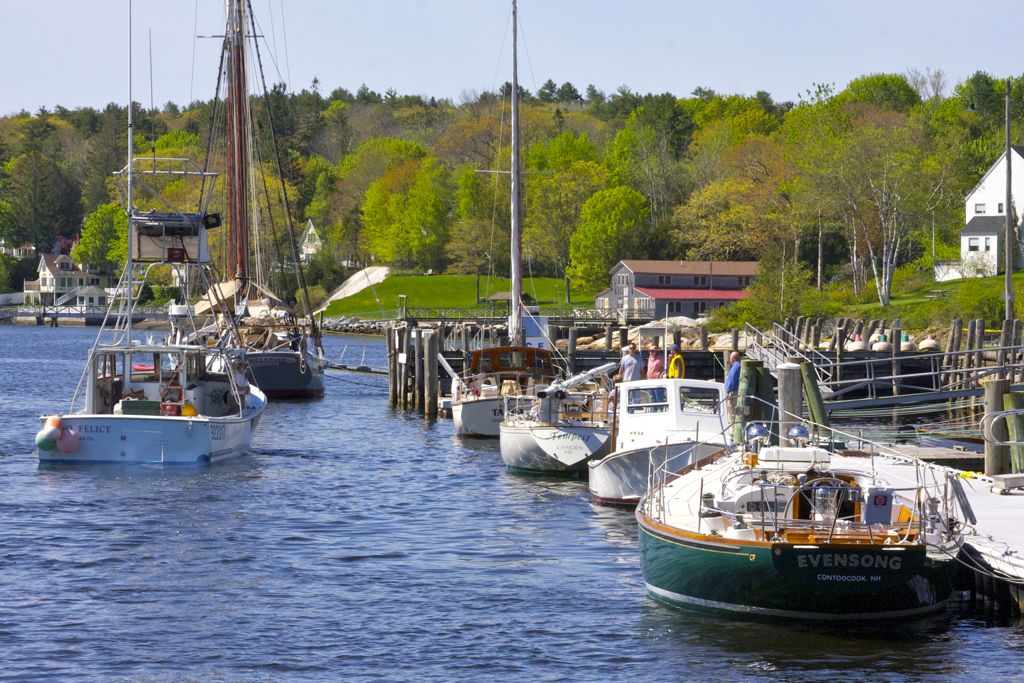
xmin=657 ymin=275 xmax=671 ymax=286
xmin=667 ymin=301 xmax=683 ymax=314
xmin=984 ymin=237 xmax=992 ymax=252
xmin=692 ymin=301 xmax=707 ymax=314
xmin=693 ymin=275 xmax=708 ymax=287
xmin=738 ymin=276 xmax=752 ymax=287
xmin=999 ymin=203 xmax=1005 ymax=213
xmin=968 ymin=237 xmax=980 ymax=252
xmin=975 ymin=203 xmax=986 ymax=214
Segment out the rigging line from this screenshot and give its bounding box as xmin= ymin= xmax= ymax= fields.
xmin=247 ymin=0 xmax=322 ymax=352
xmin=265 ymin=0 xmax=278 ymax=65
xmin=516 ymin=13 xmax=539 ymax=96
xmin=242 ymin=41 xmax=264 ymax=286
xmin=189 ymin=0 xmax=199 ymax=104
xmin=278 ymin=0 xmax=291 ymax=88
xmin=489 ymin=9 xmax=512 ymax=94
xmin=148 ymin=28 xmax=156 ymax=160
xmin=249 ymin=109 xmax=287 ymax=296
xmin=249 ymin=11 xmax=286 ymax=85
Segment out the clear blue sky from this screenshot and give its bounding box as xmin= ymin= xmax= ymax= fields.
xmin=2 ymin=0 xmax=1023 ymax=116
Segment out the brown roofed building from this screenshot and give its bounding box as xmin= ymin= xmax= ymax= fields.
xmin=594 ymin=259 xmax=758 ymax=321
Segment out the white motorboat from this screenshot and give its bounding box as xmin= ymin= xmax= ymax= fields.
xmin=499 ymin=362 xmax=617 ymax=473
xmin=34 ymin=42 xmax=265 ymax=464
xmin=38 ymin=340 xmax=266 ymax=465
xmin=588 ymin=378 xmax=731 ymax=505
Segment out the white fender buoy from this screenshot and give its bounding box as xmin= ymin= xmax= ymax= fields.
xmin=846 ymin=334 xmax=868 ymax=352
xmin=57 ymin=427 xmax=80 ymax=453
xmin=919 ymin=334 xmax=941 ymax=352
xmin=872 ymin=333 xmax=892 ymax=352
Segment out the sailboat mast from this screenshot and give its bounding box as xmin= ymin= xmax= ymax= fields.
xmin=226 ymin=0 xmax=250 ymax=280
xmin=509 ymin=0 xmax=524 ymax=346
xmin=126 ymin=0 xmax=135 ymax=344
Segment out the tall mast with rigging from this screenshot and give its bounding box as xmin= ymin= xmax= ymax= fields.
xmin=509 ymin=0 xmax=524 ymax=346
xmin=125 ymin=0 xmax=135 ymax=345
xmin=225 ymin=0 xmax=250 ymax=280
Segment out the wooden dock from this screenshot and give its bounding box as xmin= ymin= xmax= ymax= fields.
xmin=831 ymin=440 xmax=1024 ymax=618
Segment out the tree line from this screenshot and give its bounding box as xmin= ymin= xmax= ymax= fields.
xmin=0 ymin=71 xmax=1018 ymax=320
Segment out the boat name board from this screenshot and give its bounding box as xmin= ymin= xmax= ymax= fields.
xmin=772 ymin=545 xmax=922 ymax=586
xmin=794 ymin=552 xmax=902 ymax=571
xmin=79 ymin=425 xmax=111 ymax=434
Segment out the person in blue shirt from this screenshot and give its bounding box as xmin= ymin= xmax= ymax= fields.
xmin=724 ymin=351 xmax=741 ymax=418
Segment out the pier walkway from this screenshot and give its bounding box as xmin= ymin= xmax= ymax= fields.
xmin=831 ymin=430 xmax=1024 ymax=611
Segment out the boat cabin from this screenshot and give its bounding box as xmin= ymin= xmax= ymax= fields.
xmin=615 ymin=378 xmax=728 ymax=451
xmin=84 ymin=344 xmax=242 ymax=418
xmin=464 ymin=345 xmax=558 ymax=397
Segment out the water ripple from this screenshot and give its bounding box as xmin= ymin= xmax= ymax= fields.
xmin=0 ymin=326 xmax=1021 ymax=681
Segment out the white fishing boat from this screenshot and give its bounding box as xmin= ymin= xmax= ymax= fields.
xmin=450 ymin=0 xmax=560 ymax=437
xmin=637 ymin=423 xmax=966 ymax=620
xmin=499 ymin=362 xmax=617 ymax=473
xmin=34 ymin=26 xmax=265 ymax=464
xmin=588 ymin=378 xmax=731 ymax=505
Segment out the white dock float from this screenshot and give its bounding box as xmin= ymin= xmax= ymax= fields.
xmin=854 ymin=449 xmax=1024 ymax=609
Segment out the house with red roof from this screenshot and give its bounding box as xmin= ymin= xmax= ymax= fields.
xmin=594 ymin=260 xmax=758 ymax=320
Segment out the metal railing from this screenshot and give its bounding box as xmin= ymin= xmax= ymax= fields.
xmin=16 ymin=304 xmax=169 ymax=317
xmin=643 ymin=407 xmax=977 ymax=535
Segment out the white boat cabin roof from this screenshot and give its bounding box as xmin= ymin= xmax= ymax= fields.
xmin=617 ymin=378 xmax=728 ymax=442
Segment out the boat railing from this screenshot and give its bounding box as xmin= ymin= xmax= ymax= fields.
xmin=646 ymin=401 xmax=976 ymax=537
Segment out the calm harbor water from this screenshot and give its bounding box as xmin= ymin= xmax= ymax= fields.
xmin=1 ymin=325 xmax=1022 ymax=682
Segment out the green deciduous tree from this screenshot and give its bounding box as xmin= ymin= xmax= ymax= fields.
xmin=567 ymin=186 xmax=648 ymax=290
xmin=72 ymin=202 xmax=127 ymax=270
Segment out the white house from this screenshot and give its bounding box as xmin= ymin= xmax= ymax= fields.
xmin=299 ymin=219 xmax=322 ymax=263
xmin=23 ymin=253 xmax=113 ymax=305
xmin=0 ymin=239 xmax=33 ymax=259
xmin=936 ymin=146 xmax=1024 ymax=282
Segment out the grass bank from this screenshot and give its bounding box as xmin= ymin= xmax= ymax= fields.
xmin=321 ymin=274 xmax=600 ymax=318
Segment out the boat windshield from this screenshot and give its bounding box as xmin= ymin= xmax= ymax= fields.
xmin=627 ymin=386 xmax=669 ymax=414
xmin=679 ymin=386 xmax=720 ymax=412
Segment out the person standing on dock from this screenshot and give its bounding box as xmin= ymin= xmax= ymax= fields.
xmin=725 ymin=351 xmax=741 ymax=417
xmin=667 ymin=344 xmax=685 ymax=379
xmin=647 ymin=349 xmax=665 ymax=379
xmin=617 ymin=342 xmax=644 ymax=383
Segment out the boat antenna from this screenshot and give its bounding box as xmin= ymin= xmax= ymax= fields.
xmin=509 ymin=0 xmax=523 ymax=346
xmin=126 ymin=0 xmax=135 ymax=345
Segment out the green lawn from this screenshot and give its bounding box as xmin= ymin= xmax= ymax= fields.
xmin=840 ymin=270 xmax=1024 ymax=329
xmin=321 ymin=274 xmax=601 ymax=318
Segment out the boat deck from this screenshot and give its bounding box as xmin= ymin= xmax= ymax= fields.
xmin=867 ymin=455 xmax=1024 ymax=585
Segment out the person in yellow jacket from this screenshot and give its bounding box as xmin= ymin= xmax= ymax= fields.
xmin=666 ymin=344 xmax=685 ymax=379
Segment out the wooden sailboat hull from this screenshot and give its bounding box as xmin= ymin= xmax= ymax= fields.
xmin=499 ymin=422 xmax=610 ymax=473
xmin=38 ymin=389 xmax=266 ymax=465
xmin=246 ymin=349 xmax=324 ymax=399
xmin=636 ymin=514 xmax=955 ymax=620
